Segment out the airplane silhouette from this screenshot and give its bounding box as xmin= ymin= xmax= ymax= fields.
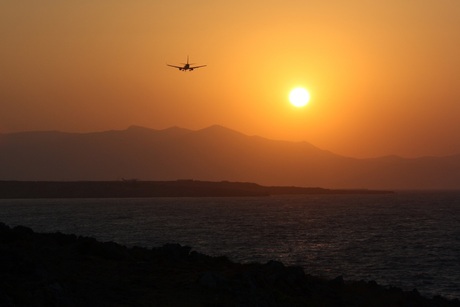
xmin=167 ymin=56 xmax=206 ymax=71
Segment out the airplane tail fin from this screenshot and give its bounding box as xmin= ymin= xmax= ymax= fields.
xmin=181 ymin=55 xmax=191 ymax=65
xmin=186 ymin=55 xmax=196 ymax=65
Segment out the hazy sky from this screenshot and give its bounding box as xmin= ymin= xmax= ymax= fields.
xmin=1 ymin=1 xmax=459 ymax=158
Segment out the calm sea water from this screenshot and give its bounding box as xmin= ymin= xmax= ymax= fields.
xmin=0 ymin=192 xmax=459 ymax=299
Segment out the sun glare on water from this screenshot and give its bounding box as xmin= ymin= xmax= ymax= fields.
xmin=289 ymin=87 xmax=310 ymax=107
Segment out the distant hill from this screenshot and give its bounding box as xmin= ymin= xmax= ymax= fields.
xmin=1 ymin=125 xmax=459 ymax=189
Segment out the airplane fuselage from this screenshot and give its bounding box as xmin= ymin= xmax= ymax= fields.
xmin=178 ymin=64 xmax=195 ymax=71
xmin=167 ymin=56 xmax=206 ymax=71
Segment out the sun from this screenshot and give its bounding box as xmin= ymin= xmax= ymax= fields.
xmin=289 ymin=87 xmax=310 ymax=107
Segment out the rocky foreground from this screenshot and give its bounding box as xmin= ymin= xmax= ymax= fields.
xmin=0 ymin=223 xmax=458 ymax=307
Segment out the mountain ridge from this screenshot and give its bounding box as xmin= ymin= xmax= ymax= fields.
xmin=1 ymin=125 xmax=459 ymax=189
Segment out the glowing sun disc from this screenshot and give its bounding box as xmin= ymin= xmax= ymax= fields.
xmin=289 ymin=87 xmax=310 ymax=107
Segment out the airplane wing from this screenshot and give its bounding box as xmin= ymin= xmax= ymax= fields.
xmin=190 ymin=65 xmax=207 ymax=69
xmin=167 ymin=64 xmax=183 ymax=69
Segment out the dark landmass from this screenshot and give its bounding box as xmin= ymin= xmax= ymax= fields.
xmin=1 ymin=125 xmax=460 ymax=190
xmin=1 ymin=223 xmax=458 ymax=307
xmin=0 ymin=180 xmax=392 ymax=199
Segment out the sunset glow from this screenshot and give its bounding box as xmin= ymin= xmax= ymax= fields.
xmin=289 ymin=88 xmax=310 ymax=107
xmin=2 ymin=3 xmax=460 ymax=305
xmin=1 ymin=1 xmax=460 ymax=158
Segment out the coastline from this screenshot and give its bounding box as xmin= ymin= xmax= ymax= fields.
xmin=0 ymin=180 xmax=393 ymax=199
xmin=0 ymin=222 xmax=457 ymax=306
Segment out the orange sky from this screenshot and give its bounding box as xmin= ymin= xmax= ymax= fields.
xmin=1 ymin=1 xmax=459 ymax=158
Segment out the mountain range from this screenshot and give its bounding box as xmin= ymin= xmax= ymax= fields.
xmin=1 ymin=125 xmax=459 ymax=190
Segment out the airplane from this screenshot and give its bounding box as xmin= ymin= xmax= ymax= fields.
xmin=167 ymin=56 xmax=206 ymax=71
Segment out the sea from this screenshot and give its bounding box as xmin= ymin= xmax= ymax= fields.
xmin=0 ymin=191 xmax=459 ymax=300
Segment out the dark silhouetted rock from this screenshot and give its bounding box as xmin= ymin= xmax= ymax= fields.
xmin=0 ymin=222 xmax=458 ymax=306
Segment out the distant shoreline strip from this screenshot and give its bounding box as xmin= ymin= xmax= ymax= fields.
xmin=0 ymin=180 xmax=393 ymax=199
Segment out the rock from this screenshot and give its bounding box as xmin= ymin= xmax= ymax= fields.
xmin=0 ymin=222 xmax=459 ymax=307
xmin=198 ymin=271 xmax=228 ymax=289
